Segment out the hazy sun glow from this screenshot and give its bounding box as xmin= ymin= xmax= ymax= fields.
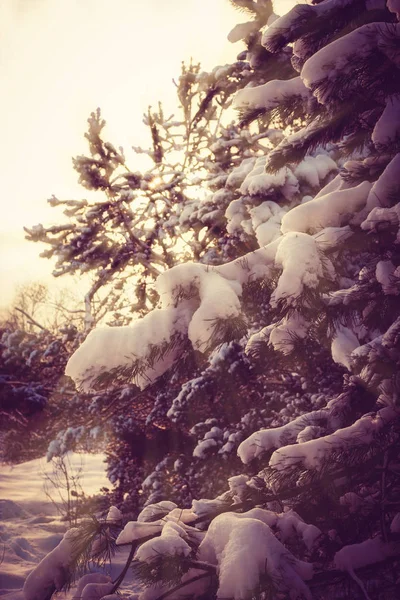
xmin=0 ymin=0 xmax=296 ymax=307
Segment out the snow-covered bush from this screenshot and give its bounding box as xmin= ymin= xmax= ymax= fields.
xmin=22 ymin=0 xmax=400 ymax=598
xmin=0 ymin=286 xmax=83 ymax=463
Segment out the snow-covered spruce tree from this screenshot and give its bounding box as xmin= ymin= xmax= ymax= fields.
xmin=25 ymin=5 xmax=333 ymax=511
xmin=22 ymin=58 xmax=263 ymax=504
xmin=24 ymin=0 xmax=400 ymax=598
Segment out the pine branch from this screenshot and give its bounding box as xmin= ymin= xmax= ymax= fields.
xmin=110 ymin=540 xmax=138 ymax=592
xmin=86 ymin=334 xmax=185 ymax=391
xmin=238 ymin=107 xmax=267 ymax=128
xmin=238 ymin=93 xmax=310 ymax=129
xmin=192 ymin=88 xmax=218 ymax=126
xmin=60 ymin=518 xmax=119 ymax=591
xmin=130 ymin=555 xmax=212 ymax=588
xmin=202 ymin=315 xmax=248 ymax=353
xmin=228 ymin=0 xmax=258 ymax=16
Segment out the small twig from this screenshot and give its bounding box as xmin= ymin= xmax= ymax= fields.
xmin=189 ymin=560 xmax=217 ymax=573
xmin=0 ymin=380 xmax=81 ymax=396
xmin=15 ymin=307 xmax=48 ymax=331
xmin=154 ymin=572 xmax=214 ymax=600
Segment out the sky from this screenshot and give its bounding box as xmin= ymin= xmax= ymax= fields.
xmin=0 ymin=0 xmax=296 ymax=309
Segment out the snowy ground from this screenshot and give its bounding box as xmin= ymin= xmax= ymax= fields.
xmin=0 ymin=454 xmax=136 ymax=599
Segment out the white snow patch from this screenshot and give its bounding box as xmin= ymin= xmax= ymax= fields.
xmin=226 ymin=157 xmax=256 ymax=189
xmin=331 ymin=325 xmax=359 ymax=370
xmin=116 ymin=521 xmax=162 ymax=546
xmin=281 ymin=181 xmax=372 ymax=234
xmin=193 ymin=438 xmax=218 ymax=458
xmin=237 ymin=410 xmax=328 ymax=464
xmin=294 ymin=154 xmax=337 ymax=188
xmin=376 ymin=260 xmax=399 ymax=295
xmin=228 ymin=20 xmax=259 ymax=43
xmin=270 ymin=313 xmax=309 ymax=355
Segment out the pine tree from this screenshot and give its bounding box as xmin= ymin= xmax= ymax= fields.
xmin=23 ymin=0 xmax=400 ymax=599
xmin=26 ymin=8 xmax=331 ymax=510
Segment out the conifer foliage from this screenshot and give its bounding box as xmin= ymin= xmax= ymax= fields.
xmin=22 ymin=0 xmax=400 ymax=599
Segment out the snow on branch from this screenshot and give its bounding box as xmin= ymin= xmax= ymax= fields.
xmin=65 ymin=307 xmax=192 ymax=391
xmin=233 ymin=76 xmax=311 ymax=126
xmin=238 ymin=409 xmax=330 ymax=464
xmin=301 ymin=22 xmax=400 ymax=105
xmin=65 ymin=224 xmax=344 ymax=392
xmin=270 ymin=232 xmax=335 ymax=307
xmin=269 ymin=405 xmax=398 ymax=472
xmin=281 ymin=181 xmax=372 ymax=234
xmin=198 ymin=511 xmax=314 ymax=600
xmin=23 ymin=529 xmax=89 ymax=600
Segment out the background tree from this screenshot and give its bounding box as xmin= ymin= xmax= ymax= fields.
xmin=0 ymin=283 xmax=86 ymax=462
